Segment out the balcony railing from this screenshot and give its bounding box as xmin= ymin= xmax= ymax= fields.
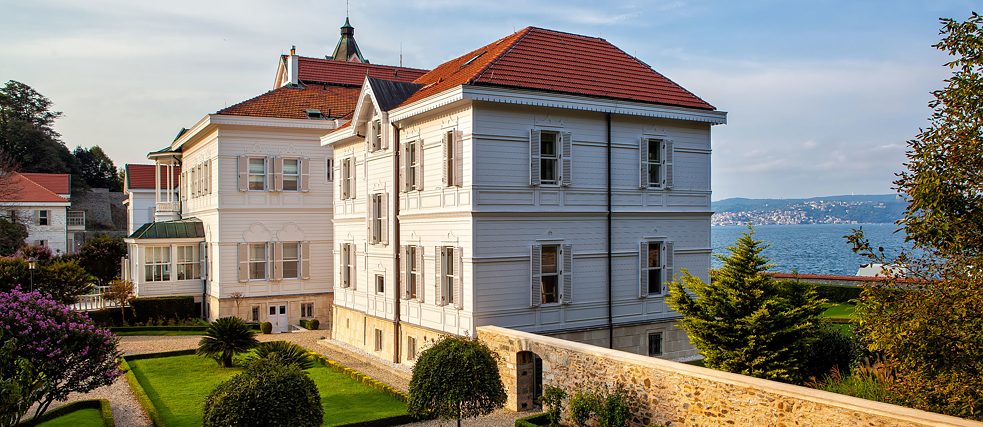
xmin=66 ymin=210 xmax=85 ymax=230
xmin=71 ymin=286 xmax=113 ymax=311
xmin=156 ymin=201 xmax=181 ymax=212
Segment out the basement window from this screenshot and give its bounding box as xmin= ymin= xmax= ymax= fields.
xmin=305 ymin=109 xmax=324 ymax=119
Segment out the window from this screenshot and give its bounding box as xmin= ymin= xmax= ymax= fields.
xmin=370 ymin=119 xmax=382 ymax=151
xmin=341 ymin=158 xmax=353 ymax=199
xmin=540 ymin=245 xmax=560 ymax=304
xmin=374 ymin=329 xmax=383 ymax=352
xmin=407 ymin=246 xmax=419 ymax=299
xmin=440 ymin=247 xmax=457 ymax=306
xmin=35 ymin=239 xmax=47 ymax=247
xmin=251 ymin=306 xmax=260 ymax=322
xmin=340 ymin=243 xmax=353 ymax=288
xmin=540 ymin=131 xmax=559 ymax=185
xmin=641 ymin=138 xmax=672 ymax=189
xmin=176 ymin=245 xmax=200 ymax=280
xmin=301 ymin=302 xmax=314 ymax=318
xmin=37 ymin=210 xmax=49 ymax=226
xmin=375 ymin=274 xmax=385 ymax=294
xmin=406 ymin=140 xmax=419 ymax=190
xmin=647 ymin=139 xmax=662 ymax=187
xmin=645 ymin=242 xmax=663 ymax=295
xmin=282 ymin=159 xmax=300 ymax=191
xmin=248 ymin=243 xmax=267 ymax=280
xmin=370 ymin=193 xmax=383 ymax=244
xmin=282 ymin=242 xmax=300 ymax=279
xmin=144 ymin=246 xmax=170 ymax=282
xmin=326 ymin=158 xmax=333 ymax=182
xmin=248 ymin=157 xmax=266 ymax=190
xmin=407 ymin=336 xmax=417 ymax=360
xmin=648 ymin=332 xmax=663 ymax=356
xmin=444 ymin=130 xmax=461 ymax=187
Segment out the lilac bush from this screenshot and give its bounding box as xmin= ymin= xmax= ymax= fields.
xmin=0 ymin=287 xmax=121 ymax=423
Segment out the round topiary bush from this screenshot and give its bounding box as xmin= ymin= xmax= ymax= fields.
xmin=309 ymin=319 xmax=319 ymax=330
xmin=261 ymin=322 xmax=273 ymax=334
xmin=408 ymin=336 xmax=506 ymax=426
xmin=202 ymin=358 xmax=322 ymax=427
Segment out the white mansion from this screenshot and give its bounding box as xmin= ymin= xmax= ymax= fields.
xmin=124 ymin=20 xmax=725 ymax=361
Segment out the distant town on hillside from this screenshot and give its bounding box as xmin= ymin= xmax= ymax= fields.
xmin=711 ymin=194 xmax=906 ymax=226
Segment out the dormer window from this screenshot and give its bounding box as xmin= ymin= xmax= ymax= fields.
xmin=369 ymin=119 xmax=383 ymax=151
xmin=306 ymin=109 xmax=324 ymax=120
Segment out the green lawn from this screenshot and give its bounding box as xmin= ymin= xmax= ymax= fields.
xmin=127 ymin=354 xmax=407 ymax=427
xmin=822 ymin=303 xmax=856 ymax=321
xmin=35 ymin=408 xmax=104 ymax=427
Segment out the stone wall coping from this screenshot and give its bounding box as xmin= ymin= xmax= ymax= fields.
xmin=477 ymin=325 xmax=983 ymax=427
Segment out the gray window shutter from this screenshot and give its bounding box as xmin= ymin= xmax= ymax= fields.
xmin=238 ymin=243 xmax=249 ymax=282
xmin=207 ymin=159 xmax=212 ymax=194
xmin=561 ymin=244 xmax=573 ymax=304
xmin=530 ymin=245 xmax=542 ymax=307
xmin=664 ymin=140 xmax=674 ymax=189
xmin=238 ymin=156 xmax=249 ymax=191
xmin=273 ymin=157 xmax=284 ymax=192
xmin=441 ymin=132 xmax=449 ymax=186
xmin=380 ymin=122 xmax=388 ymax=150
xmin=339 ymin=243 xmax=348 ymax=288
xmin=300 ymin=157 xmax=310 ymax=192
xmin=399 ymin=143 xmax=407 ymax=192
xmin=435 ymin=246 xmax=444 ymax=306
xmin=199 ymin=242 xmax=207 ymax=280
xmin=273 ymin=242 xmax=284 ymax=281
xmin=380 ymin=193 xmax=389 ymax=245
xmin=35 ymin=210 xmax=40 ymax=225
xmin=367 ymin=196 xmax=375 ymax=244
xmin=367 ymin=122 xmax=377 ymax=152
xmin=349 ymin=244 xmax=357 ymax=290
xmin=639 ymin=241 xmax=649 ymax=298
xmin=454 ymin=130 xmax=464 ymax=187
xmin=454 ymin=247 xmax=464 ymax=309
xmin=415 ymin=246 xmax=424 ymax=302
xmin=529 ymin=129 xmax=541 ymax=186
xmin=400 ymin=246 xmax=409 ymax=299
xmin=640 ymin=137 xmax=649 ymax=189
xmin=339 ymin=161 xmax=346 ymax=199
xmin=664 ymin=241 xmax=674 ymax=295
xmin=301 ymin=241 xmax=311 ymax=279
xmin=414 ymin=140 xmax=424 ymax=191
xmin=266 ymin=156 xmax=275 ymax=192
xmin=561 ymin=131 xmax=572 ymax=187
xmin=180 ymin=172 xmax=187 ymax=200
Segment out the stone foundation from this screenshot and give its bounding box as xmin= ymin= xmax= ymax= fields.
xmin=478 ymin=325 xmax=980 ymax=427
xmin=207 ymin=292 xmax=333 ymax=330
xmin=331 ymin=306 xmax=448 ymax=365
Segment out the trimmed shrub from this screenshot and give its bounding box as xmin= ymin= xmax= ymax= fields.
xmin=308 ymin=318 xmax=319 ymax=330
xmin=541 ymin=385 xmax=566 ymax=426
xmin=804 ymin=325 xmax=856 ymax=380
xmin=261 ymin=322 xmax=273 ymax=334
xmin=778 ymin=280 xmax=862 ymax=304
xmin=599 ymin=388 xmax=631 ymax=427
xmin=568 ymin=390 xmax=601 ymax=426
xmin=408 ymin=336 xmax=506 ymax=424
xmin=129 ymin=296 xmax=196 ymax=324
xmin=202 ymin=358 xmax=322 ymax=427
xmin=250 ymin=341 xmax=313 ymax=370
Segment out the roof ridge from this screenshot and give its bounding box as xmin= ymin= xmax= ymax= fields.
xmin=296 ymin=56 xmax=429 ymax=72
xmin=13 ymin=173 xmax=66 ymax=202
xmin=611 ymin=43 xmax=715 ymax=110
xmin=471 ymin=27 xmax=534 ymax=84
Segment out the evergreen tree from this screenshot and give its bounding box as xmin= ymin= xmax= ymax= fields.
xmin=73 ymin=146 xmax=121 ymax=191
xmin=0 ymin=81 xmax=76 ymax=177
xmin=667 ymin=227 xmax=824 ymax=383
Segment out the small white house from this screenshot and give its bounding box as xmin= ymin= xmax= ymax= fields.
xmin=1 ymin=172 xmax=74 ymax=254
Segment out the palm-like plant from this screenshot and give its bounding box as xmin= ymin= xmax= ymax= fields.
xmin=250 ymin=340 xmax=313 ymax=370
xmin=197 ymin=317 xmax=258 ymax=367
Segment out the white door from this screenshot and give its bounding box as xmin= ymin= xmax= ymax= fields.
xmin=269 ymin=304 xmax=288 ymax=333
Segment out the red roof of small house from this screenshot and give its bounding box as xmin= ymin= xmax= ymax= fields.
xmin=400 ymin=27 xmax=714 ymax=110
xmin=296 ymin=57 xmax=428 ymax=87
xmin=125 ymin=164 xmax=181 ymax=190
xmin=19 ymin=173 xmax=70 ymax=195
xmin=217 ymin=84 xmax=361 ymax=120
xmin=1 ymin=173 xmax=70 ymax=203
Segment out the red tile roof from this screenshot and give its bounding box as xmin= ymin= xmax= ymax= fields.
xmin=1 ymin=173 xmax=70 ymax=203
xmin=296 ymin=57 xmax=428 ymax=87
xmin=400 ymin=27 xmax=714 ymax=110
xmin=125 ymin=164 xmax=181 ymax=190
xmin=19 ymin=173 xmax=70 ymax=195
xmin=217 ymin=84 xmax=361 ymax=120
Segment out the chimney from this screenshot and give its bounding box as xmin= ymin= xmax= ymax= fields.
xmin=290 ymin=45 xmax=296 ymax=55
xmin=285 ymin=45 xmax=299 ymax=86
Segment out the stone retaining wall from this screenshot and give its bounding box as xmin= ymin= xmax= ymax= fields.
xmin=477 ymin=325 xmax=982 ymax=427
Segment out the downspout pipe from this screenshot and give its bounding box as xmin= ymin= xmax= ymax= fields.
xmin=392 ymin=123 xmax=402 ymax=364
xmin=606 ymin=112 xmax=614 ymax=349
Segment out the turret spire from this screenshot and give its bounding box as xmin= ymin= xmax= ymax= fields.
xmin=330 ymin=16 xmax=366 ymax=63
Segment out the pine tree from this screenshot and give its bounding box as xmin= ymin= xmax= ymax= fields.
xmin=667 ymin=227 xmax=824 ymax=383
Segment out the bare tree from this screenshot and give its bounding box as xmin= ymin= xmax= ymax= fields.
xmin=230 ymin=292 xmax=245 ymax=320
xmin=103 ymin=279 xmax=134 ymax=324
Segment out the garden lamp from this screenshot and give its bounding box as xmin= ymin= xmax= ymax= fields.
xmin=28 ymin=257 xmax=37 ymax=291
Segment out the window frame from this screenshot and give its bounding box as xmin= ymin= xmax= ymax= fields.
xmin=374 ymin=329 xmax=383 ymax=352
xmin=539 ymin=131 xmax=560 ymax=186
xmin=375 ymin=274 xmax=385 ymax=294
xmin=247 ymin=157 xmax=267 ymax=191
xmin=406 ymin=140 xmax=419 ymax=190
xmin=540 ymin=244 xmax=561 ymax=305
xmin=445 ymin=130 xmax=456 ymax=187
xmin=440 ymin=246 xmax=456 ymax=306
xmin=37 ymin=210 xmax=50 ymax=226
xmin=370 ymin=119 xmax=383 ymax=151
xmin=251 ymin=306 xmax=260 ymax=322
xmin=175 ymin=245 xmax=200 ymax=280
xmin=644 ymin=241 xmax=665 ymax=296
xmin=647 ymin=138 xmax=664 ymax=188
xmin=248 ymin=243 xmax=268 ymax=281
xmin=407 ymin=246 xmax=419 ymax=299
xmin=281 ymin=242 xmax=300 ymax=279
xmin=144 ymin=246 xmax=171 ymax=282
xmin=371 ymin=193 xmax=383 ymax=244
xmin=341 ymin=158 xmax=353 ymax=199
xmin=282 ymin=158 xmax=300 ymax=192
xmin=300 ymin=302 xmax=314 ymax=318
xmin=341 ymin=243 xmax=353 ymax=287
xmin=648 ymin=332 xmax=663 ymax=356
xmin=407 ymin=336 xmax=417 ymax=360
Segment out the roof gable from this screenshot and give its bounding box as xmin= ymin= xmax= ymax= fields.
xmin=399 ymin=27 xmax=714 ymax=110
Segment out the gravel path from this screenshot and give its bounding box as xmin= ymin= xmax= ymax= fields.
xmin=47 ymin=330 xmax=522 ymax=427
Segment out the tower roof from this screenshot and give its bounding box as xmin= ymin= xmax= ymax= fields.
xmin=330 ymin=17 xmax=366 ymax=63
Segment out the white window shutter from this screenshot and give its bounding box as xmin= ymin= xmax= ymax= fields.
xmin=339 ymin=243 xmax=348 ymax=288
xmin=238 ymin=156 xmax=249 ymax=191
xmin=199 ymin=242 xmax=208 ymax=280
xmin=454 ymin=130 xmax=464 ymax=187
xmin=272 ymin=157 xmax=283 ymax=192
xmin=414 ymin=140 xmax=424 ymax=191
xmin=454 ymin=247 xmax=464 ymax=309
xmin=238 ymin=243 xmax=248 ymax=282
xmin=380 ymin=193 xmax=389 ymax=245
xmin=367 ymin=123 xmax=377 ymax=152
xmin=400 ymin=246 xmax=409 ymax=299
xmin=530 ymin=245 xmax=542 ymax=307
xmin=639 ymin=137 xmax=649 ymax=189
xmin=339 ymin=161 xmax=346 ymax=199
xmin=349 ymin=244 xmax=357 ymax=290
xmin=441 ymin=132 xmax=449 ymax=186
xmin=273 ymin=242 xmax=284 ymax=281
xmin=664 ymin=241 xmax=674 ymax=295
xmin=435 ymin=246 xmax=444 ymax=306
xmin=207 ymin=159 xmax=212 ymax=194
xmin=366 ymin=197 xmax=376 ymax=244
xmin=300 ymin=157 xmax=310 ymax=192
xmin=350 ymin=159 xmax=356 ymax=199
xmin=529 ymin=130 xmax=541 ymax=186
xmin=561 ymin=131 xmax=572 ymax=187
xmin=180 ymin=172 xmax=187 ymax=201
xmin=664 ymin=140 xmax=674 ymax=189
xmin=301 ymin=241 xmax=311 ymax=279
xmin=639 ymin=241 xmax=649 ymax=298
xmin=561 ymin=244 xmax=573 ymax=304
xmin=415 ymin=246 xmax=424 ymax=302
xmin=380 ymin=123 xmax=388 ymax=150
xmin=399 ymin=144 xmax=407 ymax=192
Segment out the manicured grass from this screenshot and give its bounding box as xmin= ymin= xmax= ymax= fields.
xmin=35 ymin=408 xmax=105 ymax=427
xmin=822 ymin=303 xmax=856 ymax=321
xmin=127 ymin=354 xmax=407 ymax=427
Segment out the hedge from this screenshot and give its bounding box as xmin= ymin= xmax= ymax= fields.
xmin=307 ymin=353 xmax=409 ymax=403
xmin=515 ymin=412 xmax=550 ymax=427
xmin=86 ymin=307 xmax=135 ymax=327
xmin=779 ymin=280 xmax=862 ymax=304
xmin=129 ymin=296 xmax=197 ymax=324
xmin=21 ymin=399 xmax=115 ymax=427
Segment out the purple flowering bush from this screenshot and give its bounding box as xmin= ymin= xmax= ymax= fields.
xmin=0 ymin=287 xmax=121 ymax=423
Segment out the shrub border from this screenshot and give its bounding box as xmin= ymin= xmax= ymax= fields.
xmin=22 ymin=398 xmax=115 ymax=427
xmin=307 ymin=352 xmax=409 ymax=403
xmin=515 ymin=412 xmax=549 ymax=427
xmin=120 ymin=356 xmax=166 ymax=427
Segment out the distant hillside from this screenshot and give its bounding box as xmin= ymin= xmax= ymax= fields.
xmin=711 ymin=194 xmax=906 ymax=226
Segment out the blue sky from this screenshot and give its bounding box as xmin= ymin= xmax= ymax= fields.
xmin=0 ymin=0 xmax=975 ymax=199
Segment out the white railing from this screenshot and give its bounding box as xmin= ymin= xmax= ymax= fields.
xmin=67 ymin=210 xmax=85 ymax=229
xmin=156 ymin=201 xmax=181 ymax=212
xmin=72 ymin=286 xmax=116 ymax=311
